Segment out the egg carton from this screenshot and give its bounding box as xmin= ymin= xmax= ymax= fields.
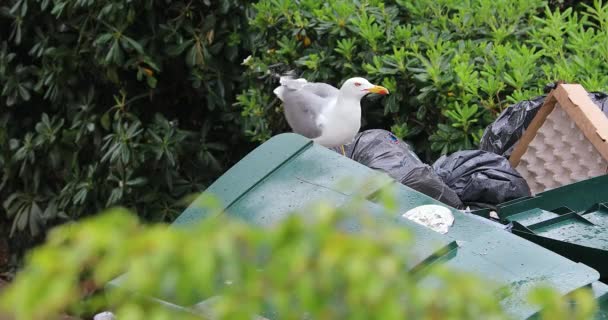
xmin=510 ymin=84 xmax=608 ymax=195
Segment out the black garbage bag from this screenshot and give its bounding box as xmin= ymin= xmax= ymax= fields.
xmin=479 ymin=83 xmax=608 ymax=158
xmin=331 ymin=129 xmax=464 ymax=209
xmin=432 ymin=150 xmax=531 ymax=210
xmin=478 ymin=95 xmax=545 ymax=158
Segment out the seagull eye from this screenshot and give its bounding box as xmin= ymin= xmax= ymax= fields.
xmin=354 ymin=82 xmax=362 ymax=87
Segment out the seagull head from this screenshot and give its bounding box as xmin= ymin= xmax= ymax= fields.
xmin=340 ymin=77 xmax=389 ymax=99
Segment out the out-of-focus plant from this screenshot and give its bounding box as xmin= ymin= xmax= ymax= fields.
xmin=0 ymin=187 xmax=599 ymax=320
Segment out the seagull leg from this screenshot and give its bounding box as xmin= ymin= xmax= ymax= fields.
xmin=340 ymin=145 xmax=346 ymax=156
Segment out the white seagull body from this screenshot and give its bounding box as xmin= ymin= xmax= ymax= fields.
xmin=273 ymin=76 xmax=389 ymax=148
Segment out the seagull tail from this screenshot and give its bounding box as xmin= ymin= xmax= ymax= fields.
xmin=278 ymin=76 xmax=308 ymax=90
xmin=273 ymin=72 xmax=308 ymax=101
xmin=273 ymin=86 xmax=285 ymax=101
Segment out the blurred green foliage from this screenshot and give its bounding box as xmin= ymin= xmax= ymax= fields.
xmin=238 ymin=0 xmax=608 ymax=158
xmin=0 ymin=189 xmax=599 ymax=319
xmin=0 ymin=0 xmax=252 ymax=244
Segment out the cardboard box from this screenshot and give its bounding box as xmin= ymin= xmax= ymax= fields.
xmin=509 ymin=84 xmax=608 ymax=194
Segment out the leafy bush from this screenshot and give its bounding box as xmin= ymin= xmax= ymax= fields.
xmin=237 ymin=0 xmax=608 ymax=159
xmin=0 ymin=190 xmax=598 ymax=319
xmin=0 ymin=1 xmax=252 ymax=244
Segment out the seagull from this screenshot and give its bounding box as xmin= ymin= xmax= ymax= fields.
xmin=273 ymin=75 xmax=389 ymax=155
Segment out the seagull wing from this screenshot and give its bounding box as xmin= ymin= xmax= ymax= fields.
xmin=274 ymin=77 xmax=339 ymax=139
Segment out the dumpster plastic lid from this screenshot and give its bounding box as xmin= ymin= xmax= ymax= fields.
xmin=115 ymin=134 xmax=604 ymax=319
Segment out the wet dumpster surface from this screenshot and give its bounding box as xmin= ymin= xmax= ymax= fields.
xmin=473 ymin=175 xmax=608 ymax=283
xmin=168 ymin=133 xmax=604 ymax=319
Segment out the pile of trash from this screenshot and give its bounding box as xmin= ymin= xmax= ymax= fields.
xmin=332 ymin=130 xmax=529 ymax=210
xmin=331 ymin=130 xmax=464 ymax=208
xmin=334 ymin=85 xmax=608 ymax=210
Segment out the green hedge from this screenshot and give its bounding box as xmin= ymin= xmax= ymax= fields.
xmin=0 ymin=0 xmax=252 ymax=245
xmin=238 ymin=0 xmax=608 ymax=160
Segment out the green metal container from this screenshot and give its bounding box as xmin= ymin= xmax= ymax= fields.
xmin=113 ymin=134 xmax=608 ymax=319
xmin=474 ymin=175 xmax=608 ymax=282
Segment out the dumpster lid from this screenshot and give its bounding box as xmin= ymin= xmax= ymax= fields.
xmin=118 ymin=134 xmax=603 ymax=319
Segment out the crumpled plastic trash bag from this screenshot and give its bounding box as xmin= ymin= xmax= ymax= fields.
xmin=94 ymin=311 xmax=116 ymax=320
xmin=479 ymin=83 xmax=608 ymax=158
xmin=432 ymin=150 xmax=531 ymax=210
xmin=331 ymin=129 xmax=463 ymax=209
xmin=402 ymin=204 xmax=454 ymax=234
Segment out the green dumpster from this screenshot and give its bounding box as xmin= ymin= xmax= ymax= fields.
xmin=113 ymin=133 xmax=608 ymax=319
xmin=475 ymin=175 xmax=608 ymax=282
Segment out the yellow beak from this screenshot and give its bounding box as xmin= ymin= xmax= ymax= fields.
xmin=367 ymin=85 xmax=389 ymax=95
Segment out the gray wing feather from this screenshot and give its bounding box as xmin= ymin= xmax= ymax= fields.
xmin=281 ymin=82 xmax=339 ymax=139
xmin=303 ymin=83 xmax=339 ymax=98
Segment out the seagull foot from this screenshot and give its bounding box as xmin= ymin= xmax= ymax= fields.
xmin=340 ymin=145 xmax=346 ymax=156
